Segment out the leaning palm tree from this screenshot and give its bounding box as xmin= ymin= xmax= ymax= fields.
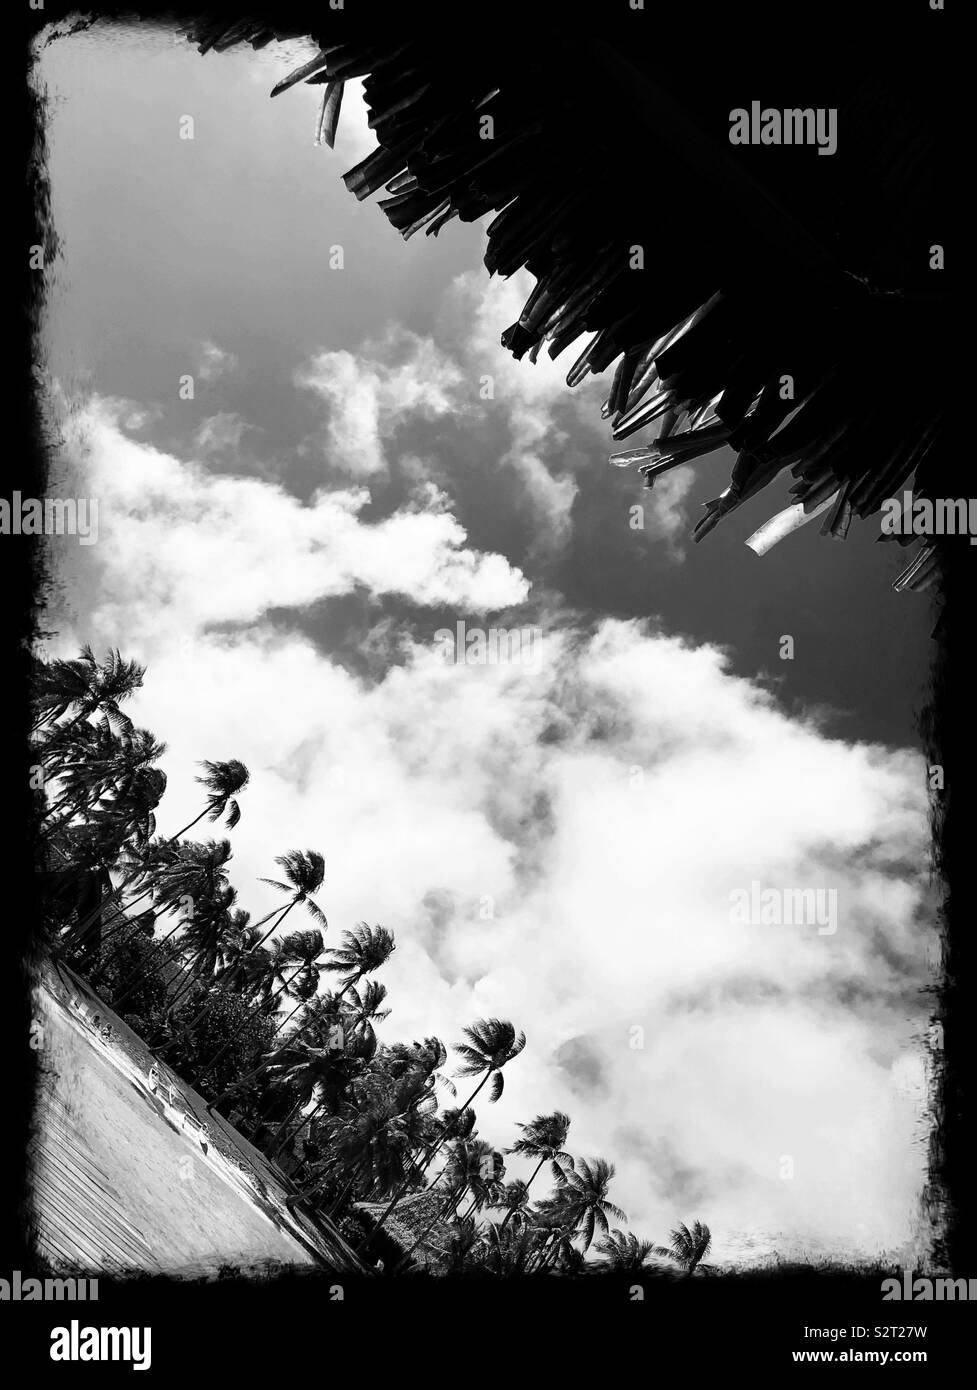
xmin=41 ymin=722 xmax=166 ymax=836
xmin=64 ymin=758 xmax=250 ymax=949
xmin=593 ymin=1228 xmax=659 ymax=1273
xmin=427 ymin=1216 xmax=483 ymax=1275
xmin=359 ymin=1019 xmax=524 ymax=1256
xmin=542 ymin=1156 xmax=626 ymax=1264
xmin=188 ymin=927 xmax=326 ymax=1084
xmin=251 ymin=849 xmax=329 ymax=951
xmin=104 ymin=839 xmax=234 ymax=1001
xmin=452 ymin=1018 xmax=527 ymax=1112
xmin=393 ymin=1139 xmax=504 ymax=1272
xmin=322 ymin=923 xmax=396 ymax=995
xmin=261 ymin=979 xmax=393 ymax=1152
xmin=32 ymin=646 xmax=144 ymax=735
xmin=413 ymin=1019 xmax=526 ymax=1178
xmin=502 ymin=1111 xmax=573 ymax=1229
xmin=492 ymin=1179 xmax=532 ymax=1232
xmin=161 ymin=849 xmax=328 ymax=1058
xmin=481 ymin=1220 xmax=544 ymax=1277
xmin=651 ymin=1220 xmax=713 ymax=1276
xmin=263 ymin=1028 xmax=378 ymax=1157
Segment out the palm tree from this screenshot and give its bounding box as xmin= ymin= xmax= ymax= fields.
xmin=502 ymin=1111 xmax=572 ymax=1229
xmin=161 ymin=887 xmax=243 ymax=1010
xmin=312 ymin=1069 xmax=440 ymax=1215
xmin=651 ymin=1220 xmax=713 ymax=1275
xmin=481 ymin=1220 xmax=543 ymax=1276
xmin=262 ymin=1030 xmax=377 ymax=1157
xmin=342 ymin=979 xmax=391 ymax=1043
xmin=189 ymin=928 xmax=326 ymax=1083
xmin=190 ymin=759 xmax=250 ymax=833
xmin=358 ymin=1018 xmax=525 ymax=1254
xmin=389 ymin=1138 xmax=503 ymax=1273
xmin=259 ymin=979 xmax=393 ymax=1151
xmin=64 ymin=759 xmax=249 ymax=949
xmin=32 ymin=646 xmax=144 ymax=735
xmin=251 ymin=849 xmax=328 ymax=951
xmin=427 ymin=1217 xmax=483 ymax=1275
xmin=493 ymin=1179 xmax=532 ymax=1232
xmin=41 ymin=722 xmax=166 ymax=835
xmin=593 ymin=1228 xmax=658 ymax=1273
xmin=538 ymin=1157 xmax=626 ymax=1267
xmin=104 ymin=839 xmax=234 ymax=1001
xmin=48 ymin=768 xmax=166 ymax=961
xmin=323 ymin=924 xmax=395 ymax=995
xmin=160 ymin=848 xmax=326 ymax=1058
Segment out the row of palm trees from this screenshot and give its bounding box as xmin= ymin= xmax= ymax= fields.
xmin=34 ymin=645 xmax=713 ymax=1275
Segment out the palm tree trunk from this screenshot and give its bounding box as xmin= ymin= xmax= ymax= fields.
xmin=63 ymin=805 xmax=213 ymax=947
xmin=417 ymin=1071 xmax=491 ymax=1177
xmin=325 ymin=1151 xmax=375 ymax=1218
xmin=67 ymin=881 xmax=159 ymax=959
xmin=500 ymin=1155 xmax=547 ymax=1231
xmin=263 ymin=1088 xmax=328 ymax=1154
xmin=248 ymin=897 xmax=298 ymax=954
xmin=265 ymin=1095 xmax=310 ymax=1154
xmin=93 ymin=907 xmax=186 ymax=993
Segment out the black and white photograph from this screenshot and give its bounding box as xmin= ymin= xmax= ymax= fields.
xmin=3 ymin=0 xmax=967 ymax=1374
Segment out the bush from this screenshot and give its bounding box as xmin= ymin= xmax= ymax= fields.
xmin=165 ymin=986 xmax=276 ymax=1097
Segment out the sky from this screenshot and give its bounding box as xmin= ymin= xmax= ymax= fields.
xmin=37 ymin=24 xmax=939 ymax=1267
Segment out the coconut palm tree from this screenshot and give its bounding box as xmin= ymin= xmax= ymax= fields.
xmin=311 ymin=1069 xmax=440 ymax=1215
xmin=342 ymin=979 xmax=391 ymax=1043
xmin=452 ymin=1018 xmax=527 ymax=1111
xmin=262 ymin=1030 xmax=377 ymax=1156
xmin=32 ymin=646 xmax=144 ymax=736
xmin=189 ymin=928 xmax=326 ymax=1083
xmin=251 ymin=849 xmax=328 ymax=951
xmin=502 ymin=1111 xmax=573 ymax=1229
xmin=190 ymin=759 xmax=250 ymax=833
xmin=41 ymin=722 xmax=166 ymax=835
xmin=651 ymin=1220 xmax=713 ymax=1275
xmin=358 ymin=1018 xmax=525 ymax=1253
xmin=161 ymin=887 xmax=243 ymax=1010
xmin=105 ymin=839 xmax=234 ymax=1001
xmin=427 ymin=1217 xmax=483 ymax=1275
xmin=160 ymin=849 xmax=327 ymax=1057
xmin=481 ymin=1220 xmax=543 ymax=1276
xmin=259 ymin=979 xmax=392 ymax=1149
xmin=540 ymin=1156 xmax=626 ymax=1265
xmin=593 ymin=1228 xmax=659 ymax=1273
xmin=492 ymin=1179 xmax=532 ymax=1232
xmin=322 ymin=923 xmax=395 ymax=995
xmin=388 ymin=1138 xmax=503 ymax=1273
xmin=64 ymin=758 xmax=250 ymax=949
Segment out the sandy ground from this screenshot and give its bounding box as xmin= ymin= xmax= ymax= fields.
xmin=32 ymin=958 xmax=365 ymax=1277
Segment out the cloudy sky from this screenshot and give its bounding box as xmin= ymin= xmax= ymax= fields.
xmin=38 ymin=25 xmax=938 ymax=1266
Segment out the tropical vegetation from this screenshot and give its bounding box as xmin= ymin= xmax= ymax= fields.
xmin=34 ymin=644 xmax=713 ymax=1275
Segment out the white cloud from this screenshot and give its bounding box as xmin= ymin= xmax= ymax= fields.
xmin=196 ymin=340 xmax=238 ymax=382
xmin=62 ymin=395 xmax=528 ymax=646
xmin=193 ymin=412 xmax=251 ymax=457
xmin=297 ymin=326 xmax=463 ymax=478
xmin=294 ymin=267 xmax=699 ymax=551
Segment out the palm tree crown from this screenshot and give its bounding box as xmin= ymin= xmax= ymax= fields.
xmin=454 ymin=1018 xmax=527 ymax=1105
xmin=652 ymin=1220 xmax=713 ymax=1274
